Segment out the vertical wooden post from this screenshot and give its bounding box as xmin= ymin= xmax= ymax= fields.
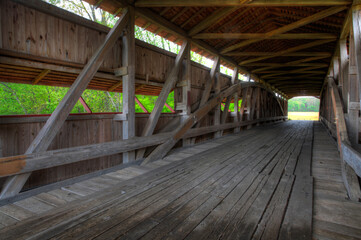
xmin=214 ymin=71 xmax=222 ymax=138
xmin=348 ymin=21 xmax=360 ymax=148
xmin=181 ymin=44 xmax=192 ymax=146
xmin=232 ymin=68 xmax=240 ymax=133
xmin=0 ymin=11 xmax=129 ymax=199
xmin=240 ymin=87 xmax=250 ymax=121
xmin=182 ymin=44 xmax=192 ymax=116
xmin=256 ymin=88 xmax=261 ymax=125
xmin=246 ymin=88 xmax=254 ymax=121
xmin=122 ymin=7 xmax=136 ymax=163
xmin=340 ymin=39 xmax=349 ymax=111
xmin=333 ymin=56 xmax=340 ymax=84
xmin=352 ymin=4 xmax=361 ymax=106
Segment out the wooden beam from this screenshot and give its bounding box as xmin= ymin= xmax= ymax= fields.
xmin=193 ymin=33 xmax=337 ymax=40
xmin=182 ymin=44 xmax=192 ymax=115
xmin=164 ymin=102 xmax=175 ymax=113
xmin=136 ymin=41 xmax=189 ymax=160
xmin=79 ymin=96 xmax=92 ymax=113
xmin=239 ymin=39 xmax=335 ymax=65
xmin=121 ymin=8 xmax=136 ymax=163
xmin=225 ymin=52 xmax=331 ymax=57
xmin=221 ymin=6 xmax=347 ymax=54
xmin=232 ymin=68 xmax=241 ymax=133
xmin=0 ymin=10 xmax=129 ymax=200
xmin=258 ymin=66 xmax=327 ymax=74
xmin=352 ymin=4 xmax=361 ymax=105
xmin=32 ymin=69 xmax=51 ymax=85
xmin=220 ymin=96 xmax=232 ymax=134
xmin=135 ymin=96 xmax=149 ymax=113
xmin=214 ymin=72 xmax=222 ymax=138
xmin=188 ymin=7 xmax=239 ymax=36
xmin=135 ymin=0 xmax=352 ymax=7
xmin=252 ymin=63 xmax=328 ymax=73
xmin=339 ymin=39 xmax=349 ymax=109
xmin=246 ymin=63 xmax=328 ymax=68
xmin=199 ymin=57 xmax=221 ymax=109
xmin=0 ymin=132 xmax=172 ymax=178
xmin=267 ymin=75 xmax=324 ymax=81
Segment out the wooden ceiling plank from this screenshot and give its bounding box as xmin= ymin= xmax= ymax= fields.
xmin=135 ymin=7 xmax=288 ymax=97
xmin=221 ymin=6 xmax=347 ymax=54
xmin=188 ymin=7 xmax=240 ymax=36
xmin=135 ymin=0 xmax=352 ymax=7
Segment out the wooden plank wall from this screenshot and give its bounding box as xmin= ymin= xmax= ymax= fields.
xmin=0 ymin=114 xmax=175 ymax=190
xmin=0 ymin=0 xmax=231 ymax=94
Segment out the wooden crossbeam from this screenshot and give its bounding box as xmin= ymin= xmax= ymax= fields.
xmin=135 ymin=0 xmax=351 ymax=7
xmin=136 ymin=41 xmax=189 ymax=160
xmin=32 ymin=69 xmax=51 ymax=85
xmin=257 ymin=65 xmax=327 ymax=74
xmin=0 ymin=9 xmax=130 ymax=200
xmin=252 ymin=63 xmax=328 ymax=73
xmin=225 ymin=52 xmax=332 ymax=57
xmin=188 ymin=7 xmax=240 ymax=36
xmin=193 ymin=33 xmax=337 ymax=40
xmin=247 ymin=62 xmax=328 ymax=68
xmin=274 ymin=82 xmax=322 ymax=87
xmin=221 ymin=6 xmax=346 ymax=54
xmin=239 ymin=39 xmax=335 ymax=65
xmin=262 ymin=70 xmax=326 ymax=79
xmin=267 ymin=75 xmax=323 ymax=81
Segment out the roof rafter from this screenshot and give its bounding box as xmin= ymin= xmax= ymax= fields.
xmin=239 ymin=39 xmax=335 ymax=65
xmin=221 ymin=6 xmax=347 ymax=54
xmin=193 ymin=33 xmax=337 ymax=40
xmin=134 ymin=7 xmax=288 ymax=98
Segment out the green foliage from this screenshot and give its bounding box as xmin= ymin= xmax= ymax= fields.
xmin=0 ymin=83 xmax=174 ymax=115
xmin=288 ymin=97 xmax=320 ymax=112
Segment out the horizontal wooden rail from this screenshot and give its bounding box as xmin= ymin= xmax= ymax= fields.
xmin=0 ymin=116 xmax=286 ymax=178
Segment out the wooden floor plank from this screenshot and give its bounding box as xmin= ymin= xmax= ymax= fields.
xmin=2 ymin=121 xmax=359 ymax=240
xmin=312 ymin=122 xmax=361 ymax=240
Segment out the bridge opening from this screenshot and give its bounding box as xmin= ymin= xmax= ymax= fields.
xmin=288 ymin=96 xmax=320 ymax=121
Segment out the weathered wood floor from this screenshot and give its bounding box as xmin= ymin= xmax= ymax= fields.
xmin=0 ymin=121 xmax=360 ymax=239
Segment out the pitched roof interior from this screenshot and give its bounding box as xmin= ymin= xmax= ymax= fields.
xmin=82 ymin=0 xmax=350 ymax=98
